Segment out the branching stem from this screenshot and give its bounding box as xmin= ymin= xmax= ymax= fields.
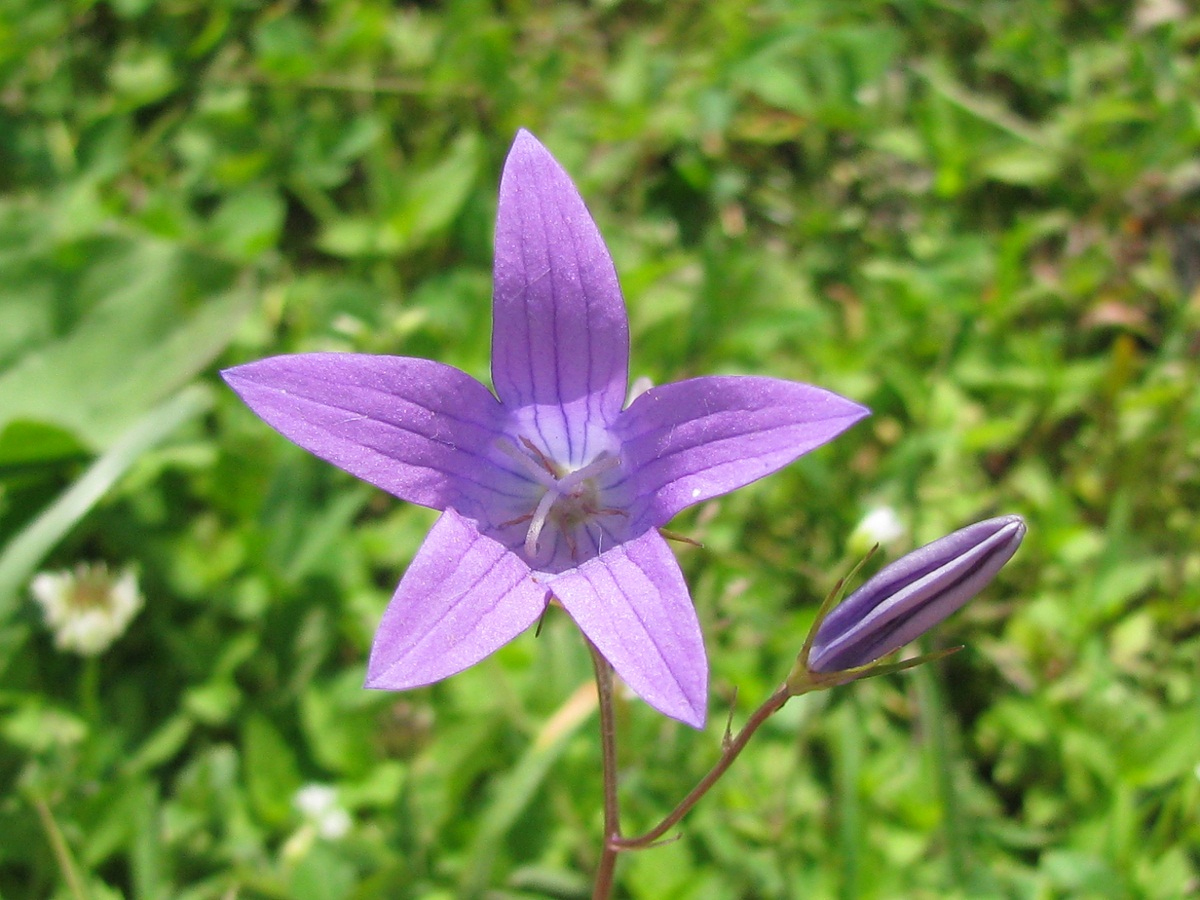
xmin=587 ymin=661 xmax=799 ymax=900
xmin=613 ymin=685 xmax=791 ymax=850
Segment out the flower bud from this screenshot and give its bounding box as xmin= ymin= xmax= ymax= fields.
xmin=808 ymin=515 xmax=1026 ymax=673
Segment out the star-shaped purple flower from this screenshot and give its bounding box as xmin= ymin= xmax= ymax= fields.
xmin=222 ymin=130 xmax=868 ymax=727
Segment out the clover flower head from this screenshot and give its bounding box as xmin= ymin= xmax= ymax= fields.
xmin=809 ymin=515 xmax=1026 ymax=673
xmin=847 ymin=506 xmax=906 ymax=556
xmin=30 ymin=562 xmax=143 ymax=657
xmin=222 ymin=130 xmax=868 ymax=727
xmin=293 ymin=784 xmax=352 ymax=840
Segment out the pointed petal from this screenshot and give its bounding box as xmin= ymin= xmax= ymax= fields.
xmin=491 ymin=130 xmax=629 ymax=465
xmin=549 ymin=530 xmax=707 ymax=728
xmin=222 ymin=354 xmax=506 ymax=512
xmin=615 ymin=376 xmax=869 ymax=527
xmin=366 ymin=509 xmax=548 ymax=689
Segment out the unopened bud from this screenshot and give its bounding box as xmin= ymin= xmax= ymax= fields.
xmin=808 ymin=515 xmax=1026 ymax=673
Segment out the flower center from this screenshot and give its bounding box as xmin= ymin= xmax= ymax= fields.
xmin=70 ymin=569 xmax=117 ymax=611
xmin=497 ymin=436 xmax=628 ymax=564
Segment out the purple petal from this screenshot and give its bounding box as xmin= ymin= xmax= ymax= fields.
xmin=491 ymin=130 xmax=630 ymax=465
xmin=366 ymin=509 xmax=548 ymax=689
xmin=549 ymin=529 xmax=707 ymax=728
xmin=809 ymin=515 xmax=1026 ymax=672
xmin=222 ymin=354 xmax=506 ymax=512
xmin=615 ymin=376 xmax=869 ymax=527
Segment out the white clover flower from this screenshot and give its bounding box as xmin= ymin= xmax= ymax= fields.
xmin=30 ymin=563 xmax=143 ymax=656
xmin=293 ymin=783 xmax=351 ymax=840
xmin=848 ymin=507 xmax=906 ymax=557
xmin=1134 ymin=0 xmax=1186 ymax=32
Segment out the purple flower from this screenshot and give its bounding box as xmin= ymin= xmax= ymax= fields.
xmin=222 ymin=131 xmax=867 ymax=727
xmin=808 ymin=515 xmax=1026 ymax=674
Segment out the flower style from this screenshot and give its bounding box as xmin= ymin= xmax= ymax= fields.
xmin=808 ymin=514 xmax=1026 ymax=673
xmin=222 ymin=131 xmax=868 ymax=727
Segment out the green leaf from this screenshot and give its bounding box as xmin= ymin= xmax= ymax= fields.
xmin=206 ymin=187 xmax=286 ymax=261
xmin=0 ymin=237 xmax=250 ymax=449
xmin=131 ymin=781 xmax=169 ymax=900
xmin=109 ymin=47 xmax=177 ymax=109
xmin=459 ymin=695 xmax=593 ymax=899
xmin=182 ymin=679 xmax=241 ymax=726
xmin=288 ymin=843 xmax=355 ymax=900
xmin=123 ymin=714 xmax=194 ymax=777
xmin=317 ymin=133 xmax=482 ymax=258
xmin=981 ymin=147 xmax=1063 ymax=186
xmin=300 ymin=670 xmax=387 ymax=777
xmin=242 ymin=713 xmax=303 ymax=827
xmin=0 ymin=698 xmax=87 ymax=752
xmin=0 ymin=420 xmax=88 ymax=472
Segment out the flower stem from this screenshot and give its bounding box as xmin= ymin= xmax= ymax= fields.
xmin=613 ymin=684 xmax=792 ymax=850
xmin=28 ymin=788 xmax=89 ymax=900
xmin=80 ymin=656 xmax=100 ymax=724
xmin=589 ymin=642 xmax=621 ymax=900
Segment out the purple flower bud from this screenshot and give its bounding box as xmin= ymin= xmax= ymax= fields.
xmin=808 ymin=515 xmax=1026 ymax=673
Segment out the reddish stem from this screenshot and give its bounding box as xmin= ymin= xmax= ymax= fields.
xmin=589 ymin=643 xmax=621 ymax=900
xmin=613 ymin=686 xmax=791 ymax=850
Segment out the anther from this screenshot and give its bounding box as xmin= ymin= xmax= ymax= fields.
xmin=519 ymin=436 xmax=559 ymax=477
xmin=494 ymin=437 xmax=557 ymax=487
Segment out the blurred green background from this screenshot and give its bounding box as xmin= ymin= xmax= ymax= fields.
xmin=2 ymin=0 xmax=1199 ymax=897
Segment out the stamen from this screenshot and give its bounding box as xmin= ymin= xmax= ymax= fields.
xmin=519 ymin=436 xmax=559 ymax=477
xmin=494 ymin=437 xmax=557 ymax=488
xmin=498 ymin=513 xmax=534 ymax=528
xmin=659 ymin=527 xmax=704 ymax=548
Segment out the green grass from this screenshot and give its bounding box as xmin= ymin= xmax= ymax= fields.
xmin=2 ymin=0 xmax=1199 ymax=897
